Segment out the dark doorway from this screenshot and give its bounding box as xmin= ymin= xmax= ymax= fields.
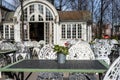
xmin=29 ymin=22 xmax=44 ymax=41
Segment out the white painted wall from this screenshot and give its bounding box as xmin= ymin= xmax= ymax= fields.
xmin=14 ymin=23 xmax=21 ymax=42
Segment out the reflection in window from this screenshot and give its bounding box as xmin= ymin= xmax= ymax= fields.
xmin=72 ymin=24 xmax=76 ymax=38
xmin=29 ymin=5 xmax=34 ymax=14
xmin=38 ymin=4 xmax=43 ymax=14
xmin=67 ymin=24 xmax=71 ymax=38
xmin=78 ymin=24 xmax=82 ymax=38
xmin=62 ymin=24 xmax=66 ymax=38
xmin=46 ymin=7 xmax=53 ymax=21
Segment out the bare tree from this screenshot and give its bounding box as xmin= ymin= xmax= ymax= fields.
xmin=54 ymin=0 xmax=71 ymax=11
xmin=19 ymin=0 xmax=24 ymax=41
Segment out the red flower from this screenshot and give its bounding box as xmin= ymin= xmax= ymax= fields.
xmin=64 ymin=42 xmax=69 ymax=47
xmin=104 ymin=35 xmax=110 ymax=39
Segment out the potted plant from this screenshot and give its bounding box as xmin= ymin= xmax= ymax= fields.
xmin=53 ymin=45 xmax=69 ymax=63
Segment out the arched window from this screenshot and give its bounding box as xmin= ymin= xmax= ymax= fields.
xmin=20 ymin=3 xmax=55 ymax=22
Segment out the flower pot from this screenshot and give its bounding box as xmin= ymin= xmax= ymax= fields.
xmin=57 ymin=53 xmax=66 ymax=64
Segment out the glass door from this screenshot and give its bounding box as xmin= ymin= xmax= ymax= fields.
xmin=44 ymin=22 xmax=54 ymax=44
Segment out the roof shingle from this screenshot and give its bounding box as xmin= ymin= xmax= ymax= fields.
xmin=58 ymin=11 xmax=91 ymax=22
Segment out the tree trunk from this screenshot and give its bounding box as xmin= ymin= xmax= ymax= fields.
xmin=20 ymin=0 xmax=24 ymax=41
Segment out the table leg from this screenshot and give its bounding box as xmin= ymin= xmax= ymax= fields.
xmin=12 ymin=72 xmax=32 ymax=80
xmin=99 ymin=73 xmax=103 ymax=80
xmin=25 ymin=72 xmax=32 ymax=80
xmin=20 ymin=72 xmax=24 ymax=80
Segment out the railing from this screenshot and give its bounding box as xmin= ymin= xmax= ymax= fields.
xmin=0 ymin=0 xmax=16 ymax=11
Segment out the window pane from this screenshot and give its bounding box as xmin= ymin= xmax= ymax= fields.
xmin=23 ymin=24 xmax=28 ymax=40
xmin=52 ymin=23 xmax=54 ymax=43
xmin=10 ymin=25 xmax=14 ymax=39
xmin=72 ymin=24 xmax=76 ymax=38
xmin=24 ymin=8 xmax=28 ymax=21
xmin=78 ymin=24 xmax=82 ymax=38
xmin=29 ymin=5 xmax=34 ymax=14
xmin=30 ymin=15 xmax=35 ymax=21
xmin=67 ymin=24 xmax=71 ymax=38
xmin=46 ymin=7 xmax=53 ymax=21
xmin=61 ymin=24 xmax=66 ymax=38
xmin=0 ymin=26 xmax=3 ymax=38
xmin=38 ymin=15 xmax=43 ymax=21
xmin=45 ymin=23 xmax=49 ymax=44
xmin=5 ymin=25 xmax=9 ymax=39
xmin=38 ymin=4 xmax=43 ymax=14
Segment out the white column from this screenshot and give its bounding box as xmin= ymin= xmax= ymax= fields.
xmin=14 ymin=23 xmax=21 ymax=42
xmin=82 ymin=23 xmax=87 ymax=41
xmin=88 ymin=25 xmax=92 ymax=42
xmin=3 ymin=25 xmax=5 ymax=39
xmin=54 ymin=22 xmax=60 ymax=44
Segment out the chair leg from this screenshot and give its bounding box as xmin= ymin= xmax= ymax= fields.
xmin=0 ymin=72 xmax=1 ymax=78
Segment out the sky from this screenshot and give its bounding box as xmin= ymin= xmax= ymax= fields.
xmin=4 ymin=0 xmax=19 ymax=7
xmin=5 ymin=0 xmax=13 ymax=4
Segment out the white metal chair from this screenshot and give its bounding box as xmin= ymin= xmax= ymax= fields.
xmin=0 ymin=54 xmax=6 ymax=78
xmin=15 ymin=42 xmax=30 ymax=61
xmin=38 ymin=44 xmax=57 ymax=60
xmin=38 ymin=40 xmax=45 ymax=46
xmin=31 ymin=41 xmax=41 ymax=58
xmin=37 ymin=44 xmax=63 ymax=80
xmin=92 ymin=39 xmax=118 ymax=65
xmin=103 ymin=56 xmax=120 ymax=80
xmin=67 ymin=41 xmax=95 ymax=80
xmin=67 ymin=41 xmax=95 ymax=60
xmin=0 ymin=42 xmax=17 ymax=63
xmin=32 ymin=47 xmax=40 ymax=58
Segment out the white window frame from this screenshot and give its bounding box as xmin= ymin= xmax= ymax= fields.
xmin=3 ymin=24 xmax=14 ymax=39
xmin=61 ymin=23 xmax=82 ymax=39
xmin=21 ymin=2 xmax=55 ymax=43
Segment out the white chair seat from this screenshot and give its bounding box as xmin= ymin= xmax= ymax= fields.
xmin=32 ymin=47 xmax=40 ymax=58
xmin=15 ymin=52 xmax=30 ymax=61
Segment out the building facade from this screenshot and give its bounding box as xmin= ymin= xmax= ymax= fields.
xmin=2 ymin=0 xmax=92 ymax=45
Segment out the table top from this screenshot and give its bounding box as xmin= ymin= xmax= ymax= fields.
xmin=0 ymin=50 xmax=16 ymax=54
xmin=1 ymin=59 xmax=108 ymax=73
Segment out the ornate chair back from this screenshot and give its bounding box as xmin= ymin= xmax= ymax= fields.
xmin=103 ymin=56 xmax=120 ymax=80
xmin=67 ymin=41 xmax=95 ymax=60
xmin=92 ymin=39 xmax=118 ymax=65
xmin=38 ymin=44 xmax=57 ymax=60
xmin=67 ymin=41 xmax=94 ymax=80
